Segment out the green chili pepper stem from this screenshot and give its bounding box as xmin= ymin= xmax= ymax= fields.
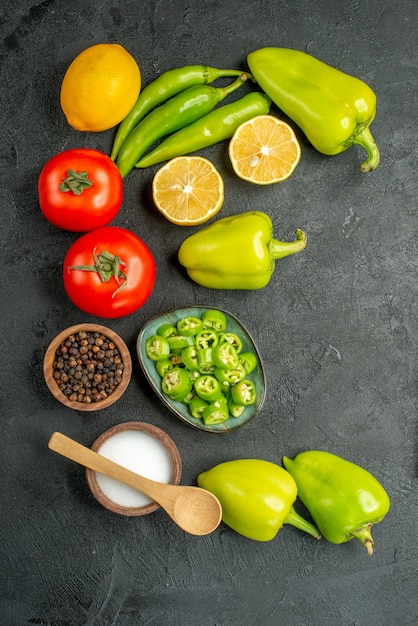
xmin=351 ymin=523 xmax=374 ymax=556
xmin=269 ymin=228 xmax=307 ymax=260
xmin=111 ymin=66 xmax=253 ymax=160
xmin=284 ymin=506 xmax=321 ymax=539
xmin=352 ymin=126 xmax=380 ymax=173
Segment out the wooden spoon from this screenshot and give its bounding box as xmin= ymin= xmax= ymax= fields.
xmin=48 ymin=432 xmax=222 ymax=536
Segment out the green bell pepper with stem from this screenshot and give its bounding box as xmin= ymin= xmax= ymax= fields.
xmin=197 ymin=459 xmax=321 ymax=542
xmin=283 ymin=450 xmax=390 ymax=555
xmin=247 ymin=47 xmax=380 ymax=172
xmin=178 ymin=211 xmax=307 ymax=290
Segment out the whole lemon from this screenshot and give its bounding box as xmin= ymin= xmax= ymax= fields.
xmin=60 ymin=43 xmax=141 ymax=132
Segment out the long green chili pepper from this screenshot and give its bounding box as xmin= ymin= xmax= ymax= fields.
xmin=116 ymin=75 xmax=249 ymax=178
xmin=136 ymin=91 xmax=272 ymax=169
xmin=111 ymin=65 xmax=253 ymax=161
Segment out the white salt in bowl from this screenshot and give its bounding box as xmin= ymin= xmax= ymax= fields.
xmin=86 ymin=422 xmax=182 ymax=516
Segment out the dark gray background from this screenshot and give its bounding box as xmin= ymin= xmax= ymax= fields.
xmin=1 ymin=1 xmax=417 ymax=625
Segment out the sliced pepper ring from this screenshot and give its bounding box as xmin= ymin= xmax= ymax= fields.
xmin=230 ymin=379 xmax=256 ymax=406
xmin=212 ymin=342 xmax=239 ymax=369
xmin=146 ymin=335 xmax=171 ymax=361
xmin=161 ymin=367 xmax=193 ymax=401
xmin=194 ymin=374 xmax=222 ymax=401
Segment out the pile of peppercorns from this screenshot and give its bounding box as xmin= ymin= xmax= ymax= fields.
xmin=52 ymin=330 xmax=124 ymax=404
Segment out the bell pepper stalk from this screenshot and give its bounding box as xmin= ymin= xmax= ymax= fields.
xmin=197 ymin=459 xmax=321 ymax=542
xmin=178 ymin=211 xmax=307 ymax=290
xmin=247 ymin=47 xmax=380 ymax=172
xmin=283 ymin=451 xmax=391 ymax=555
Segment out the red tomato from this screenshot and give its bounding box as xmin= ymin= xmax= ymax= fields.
xmin=63 ymin=227 xmax=156 ymax=318
xmin=38 ymin=148 xmax=123 ymax=231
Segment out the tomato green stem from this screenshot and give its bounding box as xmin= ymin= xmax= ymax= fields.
xmin=59 ymin=169 xmax=93 ymax=195
xmin=284 ymin=506 xmax=321 ymax=539
xmin=67 ymin=247 xmax=128 ymax=297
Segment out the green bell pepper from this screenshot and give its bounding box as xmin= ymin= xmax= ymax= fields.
xmin=197 ymin=459 xmax=321 ymax=542
xmin=283 ymin=451 xmax=390 ymax=555
xmin=178 ymin=211 xmax=307 ymax=290
xmin=247 ymin=47 xmax=380 ymax=172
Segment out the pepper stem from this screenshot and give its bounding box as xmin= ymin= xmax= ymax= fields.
xmin=353 ymin=126 xmax=380 ymax=173
xmin=214 ymin=73 xmax=251 ymax=105
xmin=351 ymin=523 xmax=375 ymax=555
xmin=269 ymin=229 xmax=307 ymax=261
xmin=284 ymin=506 xmax=321 ymax=539
xmin=204 ymin=66 xmax=255 ymax=83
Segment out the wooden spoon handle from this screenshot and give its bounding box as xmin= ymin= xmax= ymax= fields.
xmin=48 ymin=431 xmax=166 ymax=504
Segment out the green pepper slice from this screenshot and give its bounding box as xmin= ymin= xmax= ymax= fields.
xmin=155 ymin=358 xmax=174 ymax=377
xmin=194 ymin=374 xmax=222 ymax=402
xmin=212 ymin=342 xmax=239 ymax=369
xmin=157 ymin=323 xmax=177 ymax=338
xmin=202 ymin=309 xmax=227 ymax=332
xmin=146 ymin=335 xmax=171 ymax=361
xmin=189 ymin=396 xmax=209 ymax=419
xmin=214 ymin=363 xmax=246 ymax=384
xmin=161 ymin=367 xmax=193 ymax=401
xmin=182 ymin=389 xmax=196 ymax=405
xmin=181 ymin=345 xmax=199 ymax=371
xmin=203 ymin=396 xmax=229 ymax=425
xmin=239 ymin=352 xmax=258 ymax=374
xmin=167 ymin=334 xmax=195 ymax=351
xmin=195 ymin=329 xmax=219 ymax=350
xmin=177 ymin=316 xmax=204 ymax=337
xmin=219 ymin=332 xmax=242 ymax=353
xmin=231 ymin=379 xmax=256 ymax=406
xmin=197 ymin=348 xmax=215 ymax=373
xmin=228 ymin=398 xmax=245 ymax=418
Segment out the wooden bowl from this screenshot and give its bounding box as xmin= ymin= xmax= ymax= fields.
xmin=43 ymin=323 xmax=132 ymax=411
xmin=85 ymin=422 xmax=182 ymax=516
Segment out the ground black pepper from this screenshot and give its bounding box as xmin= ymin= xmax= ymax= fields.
xmin=52 ymin=331 xmax=124 ymax=404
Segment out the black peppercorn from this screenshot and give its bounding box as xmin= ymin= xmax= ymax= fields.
xmin=52 ymin=331 xmax=124 ymax=404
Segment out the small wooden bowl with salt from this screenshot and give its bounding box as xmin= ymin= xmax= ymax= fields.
xmin=85 ymin=422 xmax=183 ymax=516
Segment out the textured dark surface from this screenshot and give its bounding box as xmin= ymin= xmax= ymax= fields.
xmin=1 ymin=1 xmax=417 ymax=625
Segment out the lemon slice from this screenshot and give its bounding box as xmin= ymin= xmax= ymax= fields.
xmin=229 ymin=115 xmax=301 ymax=184
xmin=152 ymin=156 xmax=224 ymax=226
